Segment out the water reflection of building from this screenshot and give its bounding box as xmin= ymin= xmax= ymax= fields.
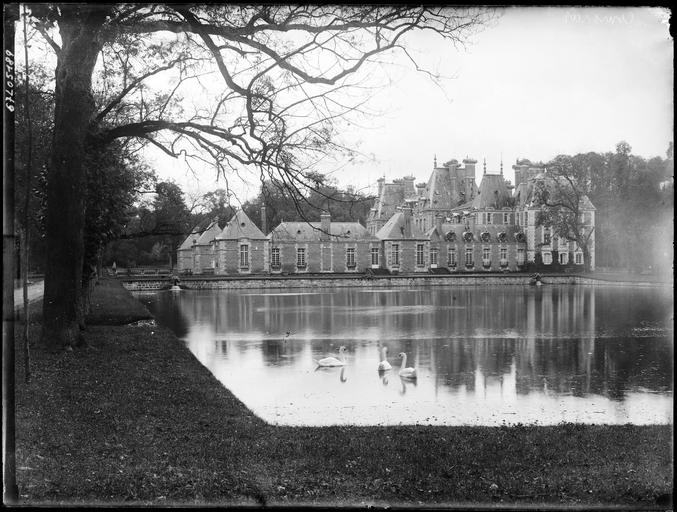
xmin=167 ymin=286 xmax=672 ymax=403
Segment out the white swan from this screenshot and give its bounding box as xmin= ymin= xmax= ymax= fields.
xmin=397 ymin=352 xmax=417 ymax=379
xmin=314 ymin=346 xmax=347 ymax=367
xmin=377 ymin=346 xmax=392 ymax=371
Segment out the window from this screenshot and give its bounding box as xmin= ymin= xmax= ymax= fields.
xmin=560 ymin=252 xmax=568 ymax=265
xmin=416 ymin=244 xmax=425 ymax=266
xmin=465 ymin=247 xmax=474 ymax=266
xmin=297 ymin=247 xmax=306 ymax=268
xmin=482 ymin=247 xmax=491 ymax=263
xmin=517 ymin=248 xmax=525 ymax=265
xmin=271 ymin=247 xmax=280 ymax=268
xmin=430 ymin=248 xmax=438 ymax=266
xmin=448 ymin=248 xmax=457 ymax=266
xmin=346 ymin=247 xmax=356 ymax=268
xmin=503 ymin=212 xmax=509 ymax=224
xmin=239 ymin=244 xmax=249 ymax=268
xmin=371 ymin=247 xmax=379 ymax=266
xmin=575 ymin=252 xmax=583 ymax=265
xmin=487 ymin=213 xmax=493 ymax=224
xmin=391 ymin=243 xmax=400 ymax=266
xmin=542 ymin=252 xmax=552 ymax=265
xmin=543 ymin=227 xmax=551 ymax=245
xmin=500 ymin=247 xmax=507 ymax=261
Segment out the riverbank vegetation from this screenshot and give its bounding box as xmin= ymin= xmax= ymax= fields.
xmin=12 ymin=279 xmax=672 ymax=507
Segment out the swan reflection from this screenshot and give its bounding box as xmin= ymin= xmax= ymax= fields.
xmin=399 ymin=376 xmax=417 ymax=395
xmin=140 ymin=285 xmax=673 ymax=426
xmin=314 ymin=365 xmax=348 ymax=383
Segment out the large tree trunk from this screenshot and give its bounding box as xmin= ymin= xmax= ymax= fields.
xmin=41 ymin=10 xmax=106 ymax=350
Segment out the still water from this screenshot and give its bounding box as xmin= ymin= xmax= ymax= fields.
xmin=136 ymin=285 xmax=673 ymax=427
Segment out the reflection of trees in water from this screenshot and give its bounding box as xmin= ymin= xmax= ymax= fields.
xmin=161 ymin=285 xmax=672 ymax=400
xmin=141 ymin=291 xmax=190 ymax=338
xmin=259 ymin=338 xmax=305 ymax=365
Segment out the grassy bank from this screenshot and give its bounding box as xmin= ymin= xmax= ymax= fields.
xmin=13 ymin=280 xmax=672 ymax=507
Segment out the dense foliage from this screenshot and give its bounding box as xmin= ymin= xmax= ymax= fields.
xmin=103 ymin=175 xmax=373 ymax=268
xmin=539 ymin=142 xmax=673 ymax=273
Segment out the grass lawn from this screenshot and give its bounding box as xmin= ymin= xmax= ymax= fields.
xmin=12 ymin=279 xmax=673 ymax=507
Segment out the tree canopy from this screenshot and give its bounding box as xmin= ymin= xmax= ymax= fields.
xmin=537 ymin=142 xmax=673 ymax=274
xmin=22 ymin=4 xmax=493 ymax=350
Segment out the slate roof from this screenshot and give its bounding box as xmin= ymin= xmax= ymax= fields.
xmin=375 ymin=212 xmax=427 ymax=240
xmin=269 ymin=221 xmax=376 ymax=242
xmin=217 ymin=209 xmax=267 ymax=240
xmin=449 ymin=198 xmax=475 ymax=214
xmin=421 ymin=167 xmax=462 ymax=210
xmin=513 ymin=181 xmax=533 ymax=208
xmin=195 ymin=220 xmax=222 ymax=246
xmin=472 ymin=173 xmax=513 ymax=210
xmin=178 ymin=225 xmax=203 ymax=251
xmin=368 ymin=182 xmax=406 ymax=223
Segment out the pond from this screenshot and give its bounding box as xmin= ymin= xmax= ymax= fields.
xmin=136 ymin=284 xmax=673 ymax=427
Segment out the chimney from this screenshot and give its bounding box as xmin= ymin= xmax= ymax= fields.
xmin=403 ymin=175 xmax=416 ymax=200
xmin=320 ymin=210 xmax=331 ymax=241
xmin=462 ymin=158 xmax=477 ymax=178
xmin=402 ymin=207 xmax=412 ymax=238
xmin=260 ymin=206 xmax=267 ymax=234
xmin=415 ymin=182 xmax=426 ymax=198
xmin=512 ymin=163 xmax=529 ymax=186
xmin=446 ymin=159 xmax=458 ymax=177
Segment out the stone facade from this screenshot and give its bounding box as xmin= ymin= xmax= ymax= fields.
xmin=367 ymin=157 xmax=595 ymax=272
xmin=176 ymin=221 xmax=221 ymax=274
xmin=267 ymin=212 xmax=379 ymax=274
xmin=177 ymin=156 xmax=595 ymax=275
xmin=215 ymin=209 xmax=267 ymax=275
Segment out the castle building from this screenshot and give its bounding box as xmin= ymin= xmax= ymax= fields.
xmin=177 ymin=220 xmax=221 ymax=274
xmin=177 ymin=225 xmax=202 ymax=272
xmin=178 ymin=155 xmax=595 ymax=275
xmin=267 ymin=212 xmax=379 ymax=274
xmin=374 ymin=207 xmax=429 ymax=273
xmin=512 ymin=162 xmax=595 ymax=269
xmin=214 ymin=209 xmax=267 ymax=275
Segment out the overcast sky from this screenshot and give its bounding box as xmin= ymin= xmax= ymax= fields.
xmin=145 ymin=6 xmax=673 ymax=202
